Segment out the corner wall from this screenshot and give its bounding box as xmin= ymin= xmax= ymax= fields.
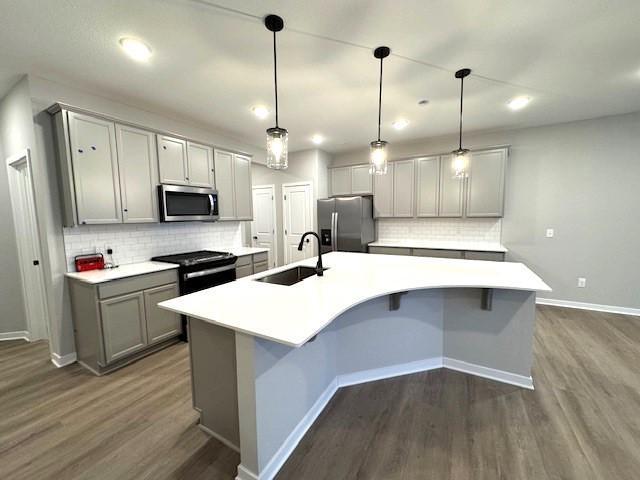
xmin=332 ymin=111 xmax=640 ymax=310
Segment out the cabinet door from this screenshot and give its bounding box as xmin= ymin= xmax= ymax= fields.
xmin=393 ymin=159 xmax=415 ymax=217
xmin=187 ymin=142 xmax=214 ymax=188
xmin=438 ymin=155 xmax=464 ymax=217
xmin=214 ymin=150 xmax=236 ymax=220
xmin=234 ymin=154 xmax=253 ymax=220
xmin=416 ymin=156 xmax=440 ymax=217
xmin=369 ymin=246 xmax=412 ymax=256
xmin=158 ymin=135 xmax=188 ymax=185
xmin=351 ymin=164 xmax=373 ymax=194
xmin=236 ymin=264 xmax=254 ymax=279
xmin=253 ymin=260 xmax=268 ymax=274
xmin=144 ymin=283 xmax=181 ymax=344
xmin=413 ymin=248 xmax=464 ymax=259
xmin=116 ymin=124 xmax=158 ymax=223
xmin=100 ymin=292 xmax=147 ymax=364
xmin=331 ymin=167 xmax=352 ymax=196
xmin=466 ymin=148 xmax=507 ymax=217
xmin=373 ymin=163 xmax=394 ymax=217
xmin=68 ymin=112 xmax=122 ymax=224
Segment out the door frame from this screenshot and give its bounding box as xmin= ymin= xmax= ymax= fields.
xmin=251 ymin=184 xmax=278 ymax=268
xmin=6 ymin=149 xmax=50 ymax=342
xmin=282 ymin=181 xmax=314 ymax=264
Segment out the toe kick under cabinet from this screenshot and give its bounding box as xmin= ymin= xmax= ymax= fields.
xmin=68 ymin=269 xmax=182 ymax=375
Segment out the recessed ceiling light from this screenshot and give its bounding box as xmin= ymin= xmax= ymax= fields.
xmin=119 ymin=37 xmax=152 ymax=62
xmin=251 ymin=105 xmax=269 ymax=119
xmin=392 ymin=119 xmax=410 ymax=130
xmin=508 ymin=96 xmax=531 ymax=111
xmin=311 ymin=134 xmax=324 ymax=145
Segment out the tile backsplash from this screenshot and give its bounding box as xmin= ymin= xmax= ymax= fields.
xmin=377 ymin=218 xmax=502 ymax=244
xmin=63 ymin=222 xmax=243 ymax=272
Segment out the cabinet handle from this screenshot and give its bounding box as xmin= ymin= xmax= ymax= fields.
xmin=78 ymin=149 xmax=83 ymax=153
xmin=91 ymin=146 xmax=96 ymax=151
xmin=163 ymin=145 xmax=167 ymax=150
xmin=185 ymin=177 xmax=189 ymax=180
xmin=123 ymin=208 xmax=128 ymax=212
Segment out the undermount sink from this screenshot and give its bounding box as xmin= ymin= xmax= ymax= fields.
xmin=254 ymin=266 xmax=328 ymax=286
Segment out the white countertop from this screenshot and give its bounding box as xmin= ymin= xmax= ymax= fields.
xmin=65 ymin=261 xmax=178 ymax=284
xmin=159 ymin=251 xmax=550 ymax=348
xmin=369 ymin=240 xmax=508 ymax=253
xmin=229 ymin=246 xmax=270 ymax=257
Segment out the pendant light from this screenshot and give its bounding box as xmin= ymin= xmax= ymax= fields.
xmin=265 ymin=14 xmax=288 ymax=170
xmin=452 ymin=68 xmax=471 ymax=178
xmin=369 ymin=46 xmax=391 ymax=175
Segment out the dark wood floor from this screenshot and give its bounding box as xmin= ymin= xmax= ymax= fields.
xmin=1 ymin=305 xmax=639 ymax=479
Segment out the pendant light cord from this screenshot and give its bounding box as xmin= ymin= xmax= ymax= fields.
xmin=458 ymin=75 xmax=464 ymax=150
xmin=377 ymin=57 xmax=383 ymax=141
xmin=273 ymin=31 xmax=279 ymax=128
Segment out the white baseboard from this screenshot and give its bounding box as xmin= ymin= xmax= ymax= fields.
xmin=337 ymin=357 xmax=443 ymax=388
xmin=537 ymin=297 xmax=640 ymax=317
xmin=443 ymin=357 xmax=534 ymax=390
xmin=199 ymin=424 xmax=240 ymax=453
xmin=235 ymin=464 xmax=259 ymax=480
xmin=50 ymin=351 xmax=77 ymax=368
xmin=0 ymin=331 xmax=29 ymax=341
xmin=258 ymin=378 xmax=339 ymax=480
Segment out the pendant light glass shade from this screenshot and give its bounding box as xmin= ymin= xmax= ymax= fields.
xmin=451 ymin=68 xmax=472 ymax=178
xmin=266 ymin=127 xmax=288 ymax=169
xmin=264 ymin=14 xmax=288 ymax=169
xmin=370 ymin=46 xmax=391 ymax=175
xmin=369 ymin=140 xmax=389 ymax=175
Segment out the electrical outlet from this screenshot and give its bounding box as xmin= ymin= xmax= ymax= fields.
xmin=546 ymin=228 xmax=554 ymax=238
xmin=577 ymin=277 xmax=587 ymax=288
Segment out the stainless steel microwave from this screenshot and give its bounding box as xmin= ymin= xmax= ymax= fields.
xmin=158 ymin=185 xmax=219 ymax=222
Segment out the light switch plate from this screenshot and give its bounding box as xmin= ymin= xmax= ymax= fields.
xmin=546 ymin=228 xmax=554 ymax=238
xmin=577 ymin=277 xmax=586 ymax=288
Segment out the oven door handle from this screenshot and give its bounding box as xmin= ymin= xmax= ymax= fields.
xmin=183 ymin=264 xmax=235 ymax=281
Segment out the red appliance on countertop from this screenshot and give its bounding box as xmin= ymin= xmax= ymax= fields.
xmin=74 ymin=253 xmax=105 ymax=272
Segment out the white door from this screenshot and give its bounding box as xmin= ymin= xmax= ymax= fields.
xmin=282 ymin=182 xmax=313 ymax=264
xmin=251 ymin=185 xmax=277 ymax=268
xmin=6 ymin=150 xmax=50 ymax=341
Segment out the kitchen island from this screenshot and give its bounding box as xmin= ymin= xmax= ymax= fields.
xmin=159 ymin=251 xmax=550 ymax=480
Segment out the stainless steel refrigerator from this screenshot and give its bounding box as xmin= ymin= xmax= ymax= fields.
xmin=318 ymin=196 xmax=375 ymax=254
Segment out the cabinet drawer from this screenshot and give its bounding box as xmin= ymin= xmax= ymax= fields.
xmin=464 ymin=251 xmax=505 ymax=261
xmin=253 ymin=261 xmax=268 ymax=274
xmin=236 ymin=264 xmax=254 ymax=279
xmin=413 ymin=249 xmax=464 ymax=259
xmin=253 ymin=252 xmax=268 ymax=263
xmin=369 ymin=246 xmax=412 ymax=256
xmin=236 ymin=255 xmax=252 ymax=267
xmin=98 ymin=270 xmax=178 ymax=299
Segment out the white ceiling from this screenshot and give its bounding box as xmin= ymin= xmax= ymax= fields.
xmin=1 ymin=0 xmax=639 ymax=153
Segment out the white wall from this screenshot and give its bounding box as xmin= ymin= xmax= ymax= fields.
xmin=250 ymin=149 xmax=332 ymax=266
xmin=0 ymin=77 xmax=29 ymax=335
xmin=333 ymin=111 xmax=640 ymax=310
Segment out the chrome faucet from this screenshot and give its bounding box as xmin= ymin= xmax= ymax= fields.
xmin=298 ymin=232 xmax=324 ymax=276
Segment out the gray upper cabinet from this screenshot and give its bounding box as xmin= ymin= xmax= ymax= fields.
xmin=373 ymin=162 xmax=394 ymax=217
xmin=67 ymin=112 xmax=122 ymax=225
xmin=214 ymin=149 xmax=253 ymax=221
xmin=331 ymin=166 xmax=352 ymax=196
xmin=144 ymin=283 xmax=181 ymax=344
xmin=416 ymin=156 xmax=440 ymax=217
xmin=438 ymin=154 xmax=464 ymax=217
xmin=392 ymin=159 xmax=415 ymax=217
xmin=158 ymin=135 xmax=188 ymax=185
xmin=186 ymin=141 xmax=214 ymax=188
xmin=115 ymin=124 xmax=158 ymax=223
xmin=466 ymin=148 xmax=507 ymax=217
xmin=234 ymin=154 xmax=253 ymax=220
xmin=99 ymin=291 xmax=148 ymax=364
xmin=351 ymin=165 xmax=373 ymax=194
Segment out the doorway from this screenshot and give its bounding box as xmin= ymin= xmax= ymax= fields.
xmin=250 ymin=184 xmax=277 ymax=268
xmin=282 ymin=181 xmax=314 ymax=264
xmin=6 ymin=149 xmax=50 ymax=341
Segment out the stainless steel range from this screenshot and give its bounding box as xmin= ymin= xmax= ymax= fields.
xmin=152 ymin=250 xmax=237 ymax=340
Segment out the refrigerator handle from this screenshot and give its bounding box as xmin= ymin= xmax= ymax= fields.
xmin=332 ymin=212 xmax=339 ymax=251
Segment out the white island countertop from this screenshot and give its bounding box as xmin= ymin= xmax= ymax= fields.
xmin=369 ymin=240 xmax=508 ymax=252
xmin=65 ymin=261 xmax=178 ymax=284
xmin=159 ymin=251 xmax=550 ymax=348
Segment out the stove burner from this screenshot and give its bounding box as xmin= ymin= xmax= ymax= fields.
xmin=152 ymin=250 xmax=235 ymax=267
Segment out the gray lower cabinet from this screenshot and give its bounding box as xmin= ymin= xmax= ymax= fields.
xmin=413 ymin=248 xmax=464 ymax=259
xmin=369 ymin=246 xmax=504 ymax=261
xmin=464 ymin=251 xmax=506 ymax=261
xmin=369 ymin=246 xmax=412 ymax=256
xmin=235 ymin=252 xmax=270 ymax=278
xmin=68 ymin=269 xmax=181 ymax=375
